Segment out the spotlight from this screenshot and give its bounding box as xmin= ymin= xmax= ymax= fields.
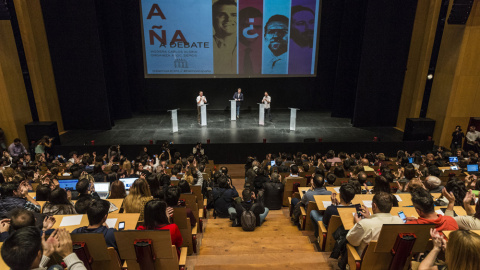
xmin=427 ymin=74 xmax=433 ymax=80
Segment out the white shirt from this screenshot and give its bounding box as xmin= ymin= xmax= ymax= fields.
xmin=196 ymin=96 xmax=207 ymax=106
xmin=466 ymin=130 xmax=480 ymax=144
xmin=346 ymin=213 xmax=404 ymax=255
xmin=262 ymin=96 xmax=271 ymax=109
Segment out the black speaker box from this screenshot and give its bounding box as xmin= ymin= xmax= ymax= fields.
xmin=25 ymin=121 xmax=61 ymax=145
xmin=403 ymin=118 xmax=435 ymax=141
xmin=448 ymin=0 xmax=474 ymax=24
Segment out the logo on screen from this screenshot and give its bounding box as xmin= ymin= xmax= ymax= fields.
xmin=174 ymin=58 xmax=188 ymax=68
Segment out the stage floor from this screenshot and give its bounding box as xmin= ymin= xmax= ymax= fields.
xmin=60 ymin=110 xmax=404 ymax=145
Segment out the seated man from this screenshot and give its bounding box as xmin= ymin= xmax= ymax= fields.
xmin=263 ymin=173 xmax=284 ymax=210
xmin=291 ymin=175 xmax=331 ymax=208
xmin=74 ymin=195 xmax=94 ymax=214
xmin=0 ymin=208 xmax=55 ymax=242
xmin=310 ymin=183 xmax=356 ymax=238
xmin=424 ymin=176 xmax=443 ymax=194
xmin=212 ymin=176 xmax=239 ymax=218
xmin=72 ymin=199 xmax=117 ymax=249
xmin=406 ymin=188 xmax=458 ymax=232
xmin=231 ymin=189 xmax=268 ymax=226
xmin=1 ymin=226 xmax=87 ymax=270
xmin=0 ymin=180 xmax=41 ymax=217
xmin=71 ymin=178 xmax=100 ymax=201
xmin=346 ymin=192 xmax=404 ymax=254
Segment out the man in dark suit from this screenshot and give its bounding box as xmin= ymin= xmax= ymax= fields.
xmin=233 ymin=88 xmax=244 ymax=118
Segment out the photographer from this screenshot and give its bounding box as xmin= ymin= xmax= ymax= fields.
xmin=212 ymin=175 xmax=238 ymax=218
xmin=192 ymin=142 xmax=205 ymax=160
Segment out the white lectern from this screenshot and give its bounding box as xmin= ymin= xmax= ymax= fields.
xmin=289 ymin=107 xmax=300 ymax=131
xmin=201 ymin=104 xmax=208 ymax=126
xmin=229 ymin=100 xmax=236 ymax=121
xmin=167 ymin=108 xmax=179 ymax=133
xmin=258 ymin=103 xmax=265 ymax=126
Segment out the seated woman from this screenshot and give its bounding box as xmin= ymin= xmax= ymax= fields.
xmin=137 ymin=200 xmax=183 ymax=257
xmin=419 ymin=229 xmax=480 ymax=270
xmin=42 ymin=188 xmax=76 ymax=215
xmin=120 ymin=178 xmax=152 ymax=221
xmin=443 ymin=188 xmax=480 ymax=230
xmin=108 ymin=180 xmax=126 ymax=199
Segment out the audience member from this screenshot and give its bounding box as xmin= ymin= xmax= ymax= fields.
xmin=137 ymin=200 xmax=183 ymax=256
xmin=406 ymin=188 xmax=458 ymax=232
xmin=346 ymin=192 xmax=403 ymax=254
xmin=72 ymin=199 xmax=117 ymax=249
xmin=120 ymin=178 xmax=152 ymax=221
xmin=0 ymin=180 xmax=40 ymax=217
xmin=212 ymin=176 xmax=239 ymax=218
xmin=165 ymin=186 xmax=196 ymax=227
xmin=42 ymin=188 xmax=76 ymax=215
xmin=232 ymin=189 xmax=268 ymax=227
xmin=419 ymin=229 xmax=480 ymax=270
xmin=1 ymin=227 xmax=88 ymax=270
xmin=108 ymin=180 xmax=127 ymax=199
xmin=263 ymin=173 xmax=284 ymax=210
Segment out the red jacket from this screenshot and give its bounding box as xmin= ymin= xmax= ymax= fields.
xmin=137 ymin=223 xmax=183 ymax=257
xmin=406 ymin=214 xmax=459 ymax=232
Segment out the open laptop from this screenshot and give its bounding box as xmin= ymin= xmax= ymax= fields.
xmin=449 ymin=157 xmax=458 ymax=163
xmin=467 ymin=164 xmax=479 ymax=172
xmin=94 ymin=182 xmax=110 ymax=199
xmin=120 ymin=178 xmax=137 ymax=194
xmin=58 ymin=179 xmax=78 ymax=191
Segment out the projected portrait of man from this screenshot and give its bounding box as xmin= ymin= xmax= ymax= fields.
xmin=239 ymin=7 xmax=263 ymax=74
xmin=288 ymin=5 xmax=316 ymax=74
xmin=263 ymin=15 xmax=289 ymax=74
xmin=212 ymin=0 xmax=237 ymax=74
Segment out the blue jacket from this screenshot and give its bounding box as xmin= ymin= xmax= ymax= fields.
xmin=233 ymin=92 xmax=244 ymax=106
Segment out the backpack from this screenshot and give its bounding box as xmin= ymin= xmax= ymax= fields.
xmin=240 ymin=205 xmax=257 ymax=231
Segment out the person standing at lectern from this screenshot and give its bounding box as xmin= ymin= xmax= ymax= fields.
xmin=196 ymin=91 xmax=207 ymax=124
xmin=262 ymin=92 xmax=272 ymax=121
xmin=233 ymin=88 xmax=244 ymax=118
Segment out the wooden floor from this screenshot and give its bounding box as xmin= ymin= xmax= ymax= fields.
xmin=186 ymin=165 xmax=335 ymax=269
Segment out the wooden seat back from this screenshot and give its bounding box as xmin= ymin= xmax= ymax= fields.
xmin=114 ymin=230 xmax=182 ymax=270
xmin=324 ymin=215 xmax=342 ymax=252
xmin=70 ymin=233 xmax=121 ymax=270
xmin=304 ymin=201 xmax=318 ymax=231
xmin=180 ymin=193 xmax=199 ymax=223
xmin=172 ymin=207 xmax=194 ymax=255
xmin=283 ymin=177 xmax=307 ymax=206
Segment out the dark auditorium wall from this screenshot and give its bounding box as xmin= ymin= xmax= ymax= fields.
xmin=38 ymin=0 xmax=417 ymax=129
xmin=331 ymin=0 xmax=418 ymax=126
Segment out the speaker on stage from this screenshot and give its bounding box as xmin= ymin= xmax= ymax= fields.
xmin=25 ymin=121 xmax=61 ymax=145
xmin=403 ymin=118 xmax=435 ymax=141
xmin=448 ymin=0 xmax=474 ymax=24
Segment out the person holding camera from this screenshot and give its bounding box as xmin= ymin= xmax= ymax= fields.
xmin=34 ymin=136 xmax=53 ymax=155
xmin=212 ymin=175 xmax=238 ymax=218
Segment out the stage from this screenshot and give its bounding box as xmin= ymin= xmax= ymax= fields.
xmin=59 ymin=110 xmax=405 ymax=145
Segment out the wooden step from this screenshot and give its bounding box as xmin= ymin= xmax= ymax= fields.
xmin=204 ymin=225 xmax=300 ymax=237
xmin=206 ymin=219 xmax=291 ymax=226
xmin=202 ymin=229 xmax=304 ymax=238
xmin=195 ymin=262 xmax=333 ymax=270
xmin=200 ymin=240 xmax=315 ymax=255
xmin=201 ymin=236 xmax=311 ymax=247
xmin=195 ymin=252 xmax=328 ymax=266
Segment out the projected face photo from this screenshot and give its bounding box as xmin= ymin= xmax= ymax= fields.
xmin=239 ymin=8 xmax=262 ymax=46
xmin=264 ymin=19 xmax=288 ymax=56
xmin=213 ymin=3 xmax=237 ymax=38
xmin=291 ymin=7 xmax=315 ymax=48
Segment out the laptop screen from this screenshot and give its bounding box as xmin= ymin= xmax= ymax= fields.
xmin=408 ymin=157 xmax=414 ymax=164
xmin=120 ymin=178 xmax=137 ymax=190
xmin=58 ymin=179 xmax=78 ymax=191
xmin=94 ymin=182 xmax=110 ymax=193
xmin=467 ymin=164 xmax=479 ymax=172
xmin=449 ymin=157 xmax=458 ymax=163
